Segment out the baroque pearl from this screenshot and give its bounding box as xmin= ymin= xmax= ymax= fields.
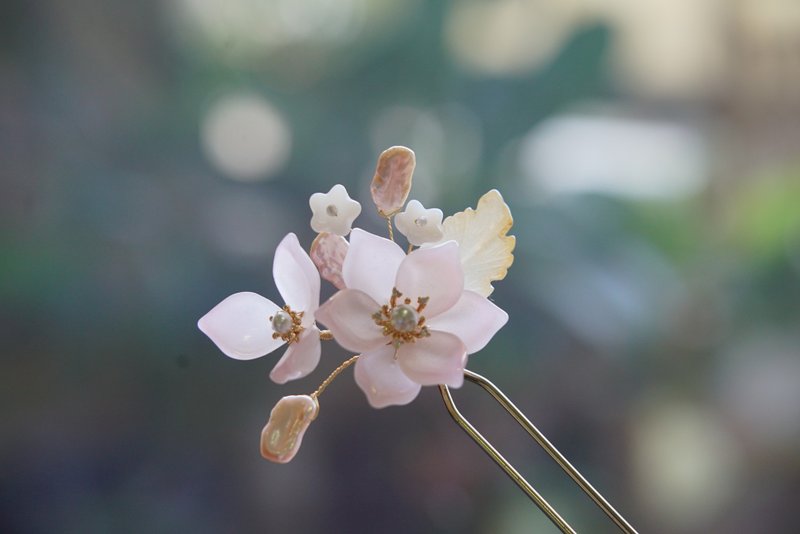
xmin=390 ymin=304 xmax=418 ymax=332
xmin=261 ymin=395 xmax=318 ymax=463
xmin=326 ymin=204 xmax=338 ymax=217
xmin=414 ymin=216 xmax=427 ymax=227
xmin=271 ymin=310 xmax=293 ymax=334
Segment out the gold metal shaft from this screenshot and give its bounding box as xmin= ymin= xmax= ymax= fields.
xmin=440 ymin=370 xmax=639 ymax=533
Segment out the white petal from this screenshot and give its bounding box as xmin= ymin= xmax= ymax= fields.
xmin=394 ymin=200 xmax=444 ymax=246
xmin=342 ymin=229 xmax=406 ymax=303
xmin=354 ymin=345 xmax=422 ymax=408
xmin=270 ymin=326 xmax=322 ymax=384
xmin=427 ymin=291 xmax=508 ymax=354
xmin=395 ymin=241 xmax=463 ymax=317
xmin=309 ymin=184 xmax=362 ymax=236
xmin=314 ymin=289 xmax=385 ymax=353
xmin=273 ymin=233 xmax=320 ymax=323
xmin=397 ymin=331 xmax=466 ymax=387
xmin=198 ymin=292 xmax=283 ymax=360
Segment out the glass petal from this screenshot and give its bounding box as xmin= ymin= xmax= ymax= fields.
xmin=354 ymin=345 xmax=422 ymax=408
xmin=315 ymin=289 xmax=385 ymax=353
xmin=397 ymin=331 xmax=466 ymax=387
xmin=427 ymin=290 xmax=508 ymax=354
xmin=395 ymin=241 xmax=463 ymax=317
xmin=270 ymin=326 xmax=322 ymax=384
xmin=198 ymin=292 xmax=283 ymax=360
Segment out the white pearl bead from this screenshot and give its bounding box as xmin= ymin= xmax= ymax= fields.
xmin=390 ymin=304 xmax=418 ymax=332
xmin=414 ymin=216 xmax=427 ymax=227
xmin=271 ymin=310 xmax=293 ymax=334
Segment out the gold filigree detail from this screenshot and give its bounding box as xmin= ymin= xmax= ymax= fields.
xmin=372 ymin=288 xmax=431 ymax=348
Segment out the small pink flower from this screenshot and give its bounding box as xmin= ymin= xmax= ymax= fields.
xmin=198 ymin=233 xmax=322 ymax=384
xmin=315 ymin=229 xmax=508 ymax=408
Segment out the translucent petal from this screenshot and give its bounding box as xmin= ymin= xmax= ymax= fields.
xmin=270 ymin=326 xmax=322 ymax=384
xmin=198 ymin=292 xmax=283 ymax=360
xmin=314 ymin=289 xmax=385 ymax=353
xmin=273 ymin=233 xmax=320 ymax=322
xmin=397 ymin=331 xmax=466 ymax=387
xmin=395 ymin=241 xmax=463 ymax=317
xmin=354 ymin=345 xmax=422 ymax=408
xmin=370 ymin=146 xmax=415 ymax=217
xmin=427 ymin=290 xmax=508 ymax=354
xmin=342 ymin=229 xmax=406 ymax=303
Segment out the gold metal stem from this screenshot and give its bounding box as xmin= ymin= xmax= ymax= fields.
xmin=310 ymin=355 xmax=359 ymax=399
xmin=439 ymin=383 xmax=576 ymax=533
xmin=441 ymin=370 xmax=639 ymax=534
xmin=319 ymin=329 xmax=333 ymax=340
xmin=385 ymin=216 xmax=394 ymax=241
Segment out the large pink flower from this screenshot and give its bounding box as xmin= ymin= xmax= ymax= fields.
xmin=198 ymin=233 xmax=322 ymax=384
xmin=315 ymin=229 xmax=508 ymax=408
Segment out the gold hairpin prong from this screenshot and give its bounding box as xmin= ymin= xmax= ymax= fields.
xmin=440 ymin=370 xmax=639 ymax=534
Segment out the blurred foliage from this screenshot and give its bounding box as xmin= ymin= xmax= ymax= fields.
xmin=2 ymin=1 xmax=799 ymax=533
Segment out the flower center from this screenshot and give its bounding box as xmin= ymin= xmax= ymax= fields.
xmin=414 ymin=216 xmax=427 ymax=227
xmin=390 ymin=305 xmax=418 ymax=332
xmin=372 ymin=288 xmax=430 ymax=348
xmin=326 ymin=204 xmax=338 ymax=217
xmin=269 ymin=305 xmax=305 ymax=344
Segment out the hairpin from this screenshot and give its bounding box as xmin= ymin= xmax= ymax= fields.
xmin=198 ymin=146 xmax=639 ymax=533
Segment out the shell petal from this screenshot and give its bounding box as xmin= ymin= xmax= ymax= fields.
xmin=433 ymin=190 xmax=515 ymax=297
xmin=370 ymin=146 xmax=416 ymax=217
xmin=309 ymin=232 xmax=349 ymax=289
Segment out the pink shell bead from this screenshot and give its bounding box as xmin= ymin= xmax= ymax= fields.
xmin=310 ymin=232 xmax=349 ymax=290
xmin=260 ymin=395 xmax=319 ymax=463
xmin=370 ymin=146 xmax=416 ymax=217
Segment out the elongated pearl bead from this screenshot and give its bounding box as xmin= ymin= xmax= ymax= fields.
xmin=260 ymin=395 xmax=318 ymax=463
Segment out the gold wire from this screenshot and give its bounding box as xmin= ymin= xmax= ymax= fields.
xmin=441 ymin=370 xmax=639 ymax=534
xmin=385 ymin=216 xmax=394 ymax=241
xmin=310 ymin=355 xmax=359 ymax=399
xmin=319 ymin=329 xmax=334 ymax=340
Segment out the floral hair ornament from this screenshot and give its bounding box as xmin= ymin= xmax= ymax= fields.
xmin=199 ymin=147 xmax=639 ymax=534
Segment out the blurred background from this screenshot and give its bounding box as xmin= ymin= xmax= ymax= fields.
xmin=2 ymin=0 xmax=800 ymax=532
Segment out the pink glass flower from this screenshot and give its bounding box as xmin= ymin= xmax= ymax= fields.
xmin=315 ymin=229 xmax=508 ymax=408
xmin=198 ymin=233 xmax=322 ymax=384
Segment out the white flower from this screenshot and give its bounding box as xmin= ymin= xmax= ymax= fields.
xmin=394 ymin=200 xmax=444 ymax=246
xmin=309 ymin=184 xmax=362 ymax=236
xmin=198 ymin=233 xmax=322 ymax=384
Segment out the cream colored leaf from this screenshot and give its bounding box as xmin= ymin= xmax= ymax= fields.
xmin=434 ymin=190 xmax=514 ymax=297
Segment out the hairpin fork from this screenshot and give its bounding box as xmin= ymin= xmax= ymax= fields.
xmin=439 ymin=370 xmax=638 ymax=534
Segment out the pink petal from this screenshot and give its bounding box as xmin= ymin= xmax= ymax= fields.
xmin=426 ymin=290 xmax=508 ymax=354
xmin=273 ymin=233 xmax=320 ymax=323
xmin=314 ymin=289 xmax=385 ymax=353
xmin=342 ymin=229 xmax=406 ymax=304
xmin=397 ymin=331 xmax=466 ymax=387
xmin=354 ymin=345 xmax=422 ymax=408
xmin=269 ymin=326 xmax=322 ymax=384
xmin=370 ymin=146 xmax=415 ymax=217
xmin=198 ymin=292 xmax=284 ymax=360
xmin=309 ymin=232 xmax=348 ymax=289
xmin=395 ymin=241 xmax=463 ymax=318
